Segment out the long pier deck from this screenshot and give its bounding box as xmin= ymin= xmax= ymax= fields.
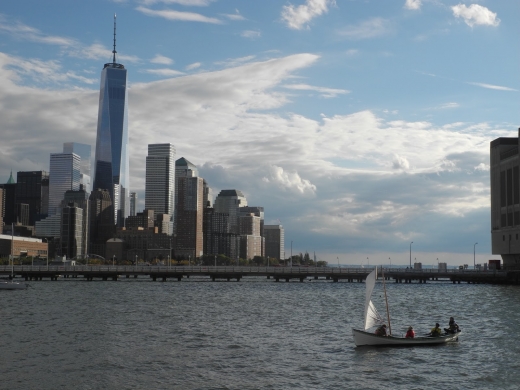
xmin=0 ymin=265 xmax=516 ymax=284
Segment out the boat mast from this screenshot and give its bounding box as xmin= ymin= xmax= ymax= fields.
xmin=381 ymin=265 xmax=392 ymax=335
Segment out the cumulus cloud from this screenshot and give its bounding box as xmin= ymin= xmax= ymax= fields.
xmin=150 ymin=54 xmax=174 ymax=65
xmin=0 ymin=50 xmax=499 ymax=260
xmin=452 ymin=4 xmax=500 ymax=27
xmin=136 ymin=6 xmax=222 ymax=24
xmin=281 ymin=0 xmax=334 ymax=30
xmin=404 ymin=0 xmax=422 ymax=10
xmin=338 ymin=18 xmax=392 ymax=39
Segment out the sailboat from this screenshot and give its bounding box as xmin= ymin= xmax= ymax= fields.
xmin=352 ymin=267 xmax=461 ymax=347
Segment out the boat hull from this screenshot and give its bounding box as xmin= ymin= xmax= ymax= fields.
xmin=352 ymin=328 xmax=461 ymax=347
xmin=0 ymin=281 xmax=28 ymax=290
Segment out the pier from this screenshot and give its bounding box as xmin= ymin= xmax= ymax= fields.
xmin=0 ymin=265 xmax=516 ymax=284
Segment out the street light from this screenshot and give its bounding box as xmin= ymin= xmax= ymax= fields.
xmin=112 ymin=254 xmax=115 ymax=266
xmin=389 ymin=257 xmax=391 ymax=268
xmin=291 ymin=240 xmax=293 ymax=267
xmin=409 ymin=241 xmax=413 ymax=268
xmin=135 ymin=254 xmax=138 ymax=269
xmin=337 ymin=256 xmax=340 ymax=268
xmin=474 ymin=242 xmax=478 ymax=269
xmin=214 ymin=255 xmax=217 ymax=267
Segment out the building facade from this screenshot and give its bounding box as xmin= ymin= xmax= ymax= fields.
xmin=174 ymin=158 xmax=204 ymax=259
xmin=15 ymin=171 xmax=49 ymax=225
xmin=63 ymin=142 xmax=92 ymax=193
xmin=93 ymin=20 xmax=130 ymax=227
xmin=145 ymin=143 xmax=175 ymax=223
xmin=130 ymin=192 xmax=137 ymax=216
xmin=60 ymin=204 xmax=83 ymax=259
xmin=48 ymin=153 xmax=81 ymax=216
xmin=264 ymin=224 xmax=285 ymax=261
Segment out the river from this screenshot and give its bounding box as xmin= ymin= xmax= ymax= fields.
xmin=0 ymin=276 xmax=518 ymax=389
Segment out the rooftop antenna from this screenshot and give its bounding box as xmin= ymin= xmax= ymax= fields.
xmin=112 ymin=13 xmax=117 ymax=63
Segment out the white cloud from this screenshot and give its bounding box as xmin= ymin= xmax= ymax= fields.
xmin=438 ymin=102 xmax=459 ymax=109
xmin=263 ymin=165 xmax=317 ymax=195
xmin=214 ymin=55 xmax=256 ymax=67
xmin=392 ymin=155 xmax=410 ymax=170
xmin=145 ymin=68 xmax=184 ymax=77
xmin=241 ymin=30 xmax=261 ymax=39
xmin=150 ymin=54 xmax=174 ymax=65
xmin=404 ymin=0 xmax=422 ymax=10
xmin=345 ymin=49 xmax=359 ymax=56
xmin=338 ymin=18 xmax=392 ymax=40
xmin=452 ymin=4 xmax=500 ymax=27
xmin=222 ymin=10 xmax=245 ymax=21
xmin=136 ymin=6 xmax=223 ymax=24
xmin=0 ymin=15 xmax=76 ymax=46
xmin=186 ymin=62 xmax=201 ymax=70
xmin=283 ymin=83 xmax=349 ymax=98
xmin=468 ymin=82 xmax=516 ymax=91
xmin=281 ymin=0 xmax=335 ymax=30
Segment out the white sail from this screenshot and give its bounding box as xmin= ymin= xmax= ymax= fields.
xmin=364 ymin=268 xmax=385 ymax=330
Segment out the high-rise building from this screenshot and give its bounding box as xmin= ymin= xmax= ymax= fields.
xmin=0 ymin=188 xmax=4 ymax=229
xmin=264 ymin=224 xmax=285 ymax=261
xmin=214 ymin=190 xmax=247 ymax=235
xmin=130 ymin=192 xmax=137 ymax=216
xmin=63 ymin=143 xmax=92 ymax=193
xmin=0 ymin=171 xmax=17 ymax=227
xmin=48 ymin=153 xmax=81 ymax=216
xmin=490 ymin=130 xmax=520 ymax=270
xmin=203 ymin=179 xmax=212 ymax=208
xmin=145 ymin=144 xmax=175 ymax=222
xmin=93 ymin=16 xmax=130 ymax=227
xmin=89 ymin=189 xmax=114 ymax=257
xmin=61 ymin=204 xmax=83 ymax=259
xmin=15 ymin=171 xmax=49 ymax=225
xmin=174 ymin=157 xmax=203 ymax=259
xmin=63 ymin=190 xmax=90 ymax=258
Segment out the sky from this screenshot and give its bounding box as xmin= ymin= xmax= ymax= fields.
xmin=0 ymin=0 xmax=518 ymax=266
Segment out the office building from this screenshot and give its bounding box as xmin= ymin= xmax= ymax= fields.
xmin=125 ymin=209 xmax=155 ymax=230
xmin=174 ymin=157 xmax=203 ymax=259
xmin=0 ymin=171 xmax=17 ymax=226
xmin=48 ymin=153 xmax=81 ymax=216
xmin=0 ymin=188 xmax=3 ymax=228
xmin=130 ymin=192 xmax=137 ymax=216
xmin=63 ymin=190 xmax=90 ymax=258
xmin=214 ymin=190 xmax=247 ymax=235
xmin=89 ymin=189 xmax=114 ymax=257
xmin=93 ymin=16 xmax=130 ymax=227
xmin=63 ymin=143 xmax=92 ymax=193
xmin=145 ymin=144 xmax=175 ymax=222
xmin=15 ymin=171 xmax=49 ymax=225
xmin=264 ymin=224 xmax=285 ymax=261
xmin=61 ymin=204 xmax=83 ymax=259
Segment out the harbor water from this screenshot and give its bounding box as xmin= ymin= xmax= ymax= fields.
xmin=1 ymin=276 xmax=519 ymax=389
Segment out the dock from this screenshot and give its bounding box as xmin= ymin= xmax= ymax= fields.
xmin=0 ymin=265 xmax=516 ymax=284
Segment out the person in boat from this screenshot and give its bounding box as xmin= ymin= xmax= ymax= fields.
xmin=444 ymin=317 xmax=460 ymax=334
xmin=429 ymin=323 xmax=442 ymax=337
xmin=375 ymin=324 xmax=388 ymax=336
xmin=405 ymin=326 xmax=415 ymax=338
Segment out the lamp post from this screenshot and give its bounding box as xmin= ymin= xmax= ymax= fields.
xmin=474 ymin=242 xmax=478 ymax=269
xmin=337 ymin=256 xmax=340 ymax=268
xmin=189 ymin=255 xmax=191 ymax=266
xmin=135 ymin=254 xmax=138 ymax=269
xmin=389 ymin=257 xmax=391 ymax=268
xmin=112 ymin=254 xmax=115 ymax=266
xmin=409 ymin=241 xmax=413 ymax=268
xmin=215 ymin=255 xmax=217 ymax=267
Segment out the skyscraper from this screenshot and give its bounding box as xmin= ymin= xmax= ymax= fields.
xmin=130 ymin=192 xmax=137 ymax=216
xmin=93 ymin=15 xmax=130 ymax=227
xmin=48 ymin=153 xmax=81 ymax=216
xmin=63 ymin=142 xmax=92 ymax=193
xmin=145 ymin=143 xmax=175 ymax=222
xmin=264 ymin=224 xmax=285 ymax=261
xmin=174 ymin=157 xmax=203 ymax=259
xmin=15 ymin=171 xmax=49 ymax=225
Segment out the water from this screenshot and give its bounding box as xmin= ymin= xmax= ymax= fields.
xmin=1 ymin=277 xmax=519 ymax=389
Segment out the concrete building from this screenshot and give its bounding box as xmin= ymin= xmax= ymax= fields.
xmin=0 ymin=234 xmax=48 ymax=261
xmin=125 ymin=209 xmax=154 ymax=230
xmin=60 ymin=204 xmax=83 ymax=259
xmin=174 ymin=158 xmax=203 ymax=259
xmin=491 ymin=130 xmax=520 ymax=270
xmin=0 ymin=188 xmax=3 ymax=229
xmin=63 ymin=190 xmax=90 ymax=258
xmin=89 ymin=189 xmax=114 ymax=258
xmin=214 ymin=190 xmax=247 ymax=235
xmin=0 ymin=171 xmax=17 ymax=227
xmin=203 ymin=208 xmax=237 ymax=259
xmin=264 ymin=224 xmax=285 ymax=261
xmin=115 ymin=227 xmax=172 ymax=263
xmin=145 ymin=143 xmax=175 ymax=223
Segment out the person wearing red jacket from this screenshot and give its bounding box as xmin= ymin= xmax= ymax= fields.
xmin=405 ymin=326 xmax=415 ymax=338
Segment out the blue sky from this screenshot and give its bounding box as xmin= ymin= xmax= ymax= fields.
xmin=0 ymin=0 xmax=518 ymax=265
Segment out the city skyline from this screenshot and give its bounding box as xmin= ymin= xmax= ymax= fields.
xmin=0 ymin=1 xmax=518 ymax=265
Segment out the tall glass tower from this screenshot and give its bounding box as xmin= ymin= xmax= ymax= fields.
xmin=93 ymin=15 xmax=129 ymax=227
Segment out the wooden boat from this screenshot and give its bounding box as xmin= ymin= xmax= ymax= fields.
xmin=352 ymin=267 xmax=461 ymax=347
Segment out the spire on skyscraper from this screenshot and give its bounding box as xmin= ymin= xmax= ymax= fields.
xmin=112 ymin=14 xmax=117 ymax=64
xmin=6 ymin=170 xmax=15 ymax=184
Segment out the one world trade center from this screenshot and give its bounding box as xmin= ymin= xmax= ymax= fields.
xmin=93 ymin=15 xmax=130 ymax=227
